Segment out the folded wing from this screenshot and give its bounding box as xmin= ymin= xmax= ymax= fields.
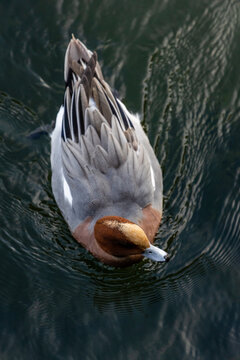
xmin=52 ymin=36 xmax=158 ymax=230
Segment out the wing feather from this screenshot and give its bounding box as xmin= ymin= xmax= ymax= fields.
xmin=59 ymin=36 xmax=156 ymax=221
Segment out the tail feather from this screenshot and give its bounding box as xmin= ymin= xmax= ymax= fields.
xmin=62 ymin=36 xmax=137 ymax=151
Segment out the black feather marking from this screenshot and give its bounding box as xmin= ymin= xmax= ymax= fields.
xmin=81 ymin=75 xmax=90 ymax=100
xmin=94 ymin=75 xmax=134 ymax=130
xmin=61 ymin=121 xmax=65 ymax=140
xmin=63 ymin=91 xmax=71 ymax=140
xmin=71 ymin=91 xmax=79 ymax=141
xmin=65 ymin=68 xmax=73 ymax=95
xmin=78 ymin=87 xmax=85 ymax=135
xmin=127 ymin=114 xmax=134 ymax=128
xmin=114 ymin=96 xmax=131 ymax=130
xmin=104 ymin=92 xmax=120 ymax=122
xmin=115 ymin=96 xmax=134 ymax=129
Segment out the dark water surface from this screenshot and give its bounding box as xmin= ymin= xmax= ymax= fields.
xmin=1 ymin=0 xmax=240 ymax=359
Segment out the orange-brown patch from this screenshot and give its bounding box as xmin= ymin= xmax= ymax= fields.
xmin=138 ymin=206 xmax=162 ymax=244
xmin=72 ymin=206 xmax=162 ymax=267
xmin=94 ymin=217 xmax=148 ymax=257
xmin=73 ymin=217 xmax=143 ymax=266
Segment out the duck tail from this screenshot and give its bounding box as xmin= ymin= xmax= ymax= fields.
xmin=62 ymin=36 xmax=136 ymax=144
xmin=64 ymin=35 xmax=103 ymax=89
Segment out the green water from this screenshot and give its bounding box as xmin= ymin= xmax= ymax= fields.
xmin=1 ymin=0 xmax=240 ymax=359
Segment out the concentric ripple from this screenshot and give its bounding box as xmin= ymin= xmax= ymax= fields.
xmin=1 ymin=0 xmax=240 ymax=312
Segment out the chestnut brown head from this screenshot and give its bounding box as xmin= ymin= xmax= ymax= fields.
xmin=94 ymin=216 xmax=169 ymax=261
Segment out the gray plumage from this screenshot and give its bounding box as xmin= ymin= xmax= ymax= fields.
xmin=51 ymin=36 xmax=162 ymax=231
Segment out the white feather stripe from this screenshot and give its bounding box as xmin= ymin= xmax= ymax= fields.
xmin=64 ymin=42 xmax=71 ymax=82
xmin=70 ymin=91 xmax=76 ymax=141
xmin=74 ymin=82 xmax=82 ymax=142
xmin=61 ymin=169 xmax=73 ymax=206
xmin=65 ymin=87 xmax=71 ymax=134
xmin=150 ymin=165 xmax=156 ymax=190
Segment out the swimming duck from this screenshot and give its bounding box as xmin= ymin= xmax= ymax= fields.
xmin=50 ymin=36 xmax=169 ymax=266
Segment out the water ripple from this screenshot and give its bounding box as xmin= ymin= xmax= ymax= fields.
xmin=0 ymin=0 xmax=240 ymax=329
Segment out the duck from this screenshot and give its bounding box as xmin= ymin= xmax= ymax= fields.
xmin=50 ymin=35 xmax=169 ymax=266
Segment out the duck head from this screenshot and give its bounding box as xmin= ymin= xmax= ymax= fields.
xmin=94 ymin=216 xmax=169 ymax=262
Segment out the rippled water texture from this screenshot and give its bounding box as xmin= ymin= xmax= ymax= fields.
xmin=0 ymin=0 xmax=240 ymax=359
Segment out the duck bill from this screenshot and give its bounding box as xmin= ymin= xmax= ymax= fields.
xmin=142 ymin=244 xmax=169 ymax=262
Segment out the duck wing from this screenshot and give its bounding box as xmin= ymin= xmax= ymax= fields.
xmin=62 ymin=36 xmax=137 ymax=148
